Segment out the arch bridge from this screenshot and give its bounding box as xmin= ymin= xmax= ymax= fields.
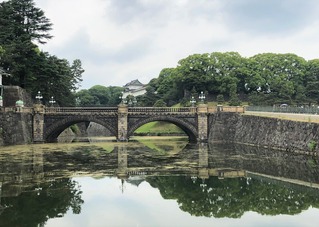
xmin=31 ymin=104 xmax=244 ymax=143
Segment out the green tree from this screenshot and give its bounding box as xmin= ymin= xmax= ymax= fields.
xmin=0 ymin=0 xmax=52 ymax=44
xmin=155 ymin=68 xmax=181 ymax=105
xmin=174 ymin=52 xmax=248 ymax=103
xmin=249 ymin=53 xmax=306 ymax=105
xmin=31 ymin=54 xmax=82 ymax=106
xmin=305 ymin=59 xmax=319 ymax=105
xmin=105 ymin=86 xmax=124 ymax=106
xmin=216 ymin=94 xmax=224 ymax=104
xmin=153 ymin=99 xmax=167 ymax=107
xmin=70 ymin=59 xmax=84 ymax=91
xmin=75 ymin=85 xmax=123 ymax=107
xmin=0 ymin=0 xmax=52 ymax=87
xmin=75 ymin=89 xmax=97 ymax=106
xmin=208 ymin=52 xmax=244 ymax=97
xmin=89 ymin=85 xmax=110 ymax=106
xmin=176 ymin=53 xmax=212 ymax=96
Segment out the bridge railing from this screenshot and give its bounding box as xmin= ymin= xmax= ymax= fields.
xmin=246 ymin=105 xmax=319 ymax=114
xmin=44 ymin=107 xmax=118 ymax=113
xmin=0 ymin=107 xmax=34 ymax=113
xmin=0 ymin=106 xmax=245 ymax=114
xmin=207 ymin=106 xmax=245 ymax=113
xmin=217 ymin=106 xmax=245 ymax=113
xmin=128 ymin=107 xmax=197 ymax=113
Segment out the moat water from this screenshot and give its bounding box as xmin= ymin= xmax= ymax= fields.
xmin=1 ymin=137 xmax=319 ymax=227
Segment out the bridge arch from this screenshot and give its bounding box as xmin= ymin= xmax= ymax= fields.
xmin=128 ymin=115 xmax=198 ymax=142
xmin=44 ymin=116 xmax=117 ymax=142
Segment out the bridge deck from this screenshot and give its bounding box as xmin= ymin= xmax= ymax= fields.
xmin=1 ymin=106 xmax=245 ymax=114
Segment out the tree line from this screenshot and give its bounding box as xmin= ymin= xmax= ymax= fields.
xmin=146 ymin=52 xmax=319 ymax=107
xmin=76 ymin=52 xmax=319 ymax=107
xmin=0 ymin=0 xmax=84 ymax=106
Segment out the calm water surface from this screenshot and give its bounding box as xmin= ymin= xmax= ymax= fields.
xmin=1 ymin=138 xmax=319 ymax=227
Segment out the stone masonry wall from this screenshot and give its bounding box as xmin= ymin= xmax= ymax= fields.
xmin=3 ymin=86 xmax=33 ymax=107
xmin=0 ymin=112 xmax=33 ymax=146
xmin=209 ymin=113 xmax=319 ymax=153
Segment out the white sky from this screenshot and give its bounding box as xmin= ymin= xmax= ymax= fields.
xmin=31 ymin=0 xmax=319 ymax=89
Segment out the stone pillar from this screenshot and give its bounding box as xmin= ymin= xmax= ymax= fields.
xmin=217 ymin=105 xmax=223 ymax=112
xmin=197 ymin=103 xmax=208 ymax=142
xmin=33 ymin=104 xmax=45 ymax=143
xmin=117 ymin=104 xmax=128 ymax=141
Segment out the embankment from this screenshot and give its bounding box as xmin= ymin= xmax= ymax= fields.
xmin=209 ymin=113 xmax=319 ymax=153
xmin=0 ymin=111 xmax=33 ymax=145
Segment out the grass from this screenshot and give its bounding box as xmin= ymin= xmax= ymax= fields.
xmin=135 ymin=121 xmax=185 ymax=134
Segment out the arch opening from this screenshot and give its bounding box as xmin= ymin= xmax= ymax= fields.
xmin=128 ymin=117 xmax=198 ymax=143
xmin=45 ymin=118 xmax=117 ymax=143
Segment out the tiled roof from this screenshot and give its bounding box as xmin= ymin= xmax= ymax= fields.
xmin=124 ymin=79 xmax=144 ymax=87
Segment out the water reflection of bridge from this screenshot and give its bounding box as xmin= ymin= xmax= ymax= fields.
xmin=116 ymin=143 xmax=246 ymax=180
xmin=0 ymin=143 xmax=244 ymax=201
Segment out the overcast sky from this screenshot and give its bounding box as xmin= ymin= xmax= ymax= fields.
xmin=32 ymin=0 xmax=319 ymax=89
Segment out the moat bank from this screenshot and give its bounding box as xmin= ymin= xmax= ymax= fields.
xmin=209 ymin=113 xmax=319 ymax=153
xmin=0 ymin=111 xmax=32 ymax=145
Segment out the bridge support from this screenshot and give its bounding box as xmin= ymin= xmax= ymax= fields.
xmin=117 ymin=104 xmax=128 ymax=141
xmin=197 ymin=104 xmax=208 ymax=142
xmin=33 ymin=104 xmax=45 ymax=143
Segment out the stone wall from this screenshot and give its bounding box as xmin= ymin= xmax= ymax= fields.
xmin=209 ymin=113 xmax=319 ymax=153
xmin=0 ymin=111 xmax=33 ymax=145
xmin=3 ymin=86 xmax=33 ymax=107
xmin=87 ymin=122 xmax=111 ymax=137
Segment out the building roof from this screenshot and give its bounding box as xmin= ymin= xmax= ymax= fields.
xmin=124 ymin=79 xmax=144 ymax=87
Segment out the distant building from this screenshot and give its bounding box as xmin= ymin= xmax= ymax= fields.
xmin=122 ymin=79 xmax=147 ymax=98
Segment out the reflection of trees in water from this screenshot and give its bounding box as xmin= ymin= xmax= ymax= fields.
xmin=147 ymin=176 xmax=319 ymax=218
xmin=0 ymin=178 xmax=83 ymax=227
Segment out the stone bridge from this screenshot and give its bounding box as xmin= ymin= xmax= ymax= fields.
xmin=31 ymin=104 xmax=244 ymax=143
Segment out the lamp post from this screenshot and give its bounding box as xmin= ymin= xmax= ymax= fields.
xmin=133 ymin=97 xmax=137 ymax=106
xmin=49 ymin=96 xmax=56 ymax=107
xmin=35 ymin=91 xmax=43 ymax=104
xmin=190 ymin=96 xmax=196 ymax=107
xmin=119 ymin=92 xmax=123 ymax=104
xmin=199 ymin=91 xmax=205 ymax=103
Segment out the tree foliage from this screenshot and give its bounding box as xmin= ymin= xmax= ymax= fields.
xmin=75 ymin=85 xmax=123 ymax=107
xmin=146 ymin=52 xmax=318 ymax=106
xmin=0 ymin=0 xmax=83 ymax=106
